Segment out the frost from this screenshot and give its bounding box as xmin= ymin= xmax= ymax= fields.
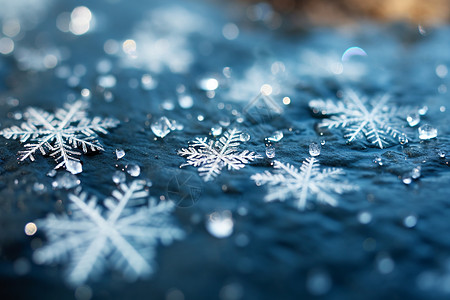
xmin=0 ymin=101 xmax=119 ymax=172
xmin=178 ymin=128 xmax=262 ymax=182
xmin=251 ymin=157 xmax=358 ymax=210
xmin=309 ymin=90 xmax=410 ymax=149
xmin=33 ymin=180 xmax=184 ymax=285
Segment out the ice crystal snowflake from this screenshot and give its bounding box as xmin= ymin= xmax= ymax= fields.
xmin=33 ymin=180 xmax=184 ymax=286
xmin=251 ymin=158 xmax=358 ymax=210
xmin=178 ymin=128 xmax=262 ymax=182
xmin=0 ymin=101 xmax=119 ymax=173
xmin=309 ymin=90 xmax=409 ymax=149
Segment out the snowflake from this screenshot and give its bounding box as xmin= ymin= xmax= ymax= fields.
xmin=0 ymin=101 xmax=119 ymax=173
xmin=33 ymin=180 xmax=184 ymax=286
xmin=178 ymin=128 xmax=262 ymax=182
xmin=309 ymin=90 xmax=409 ymax=149
xmin=251 ymin=157 xmax=358 ymax=210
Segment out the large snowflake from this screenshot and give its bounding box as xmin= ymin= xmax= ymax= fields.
xmin=33 ymin=180 xmax=184 ymax=286
xmin=309 ymin=90 xmax=409 ymax=149
xmin=251 ymin=158 xmax=358 ymax=210
xmin=0 ymin=101 xmax=119 ymax=173
xmin=178 ymin=128 xmax=262 ymax=182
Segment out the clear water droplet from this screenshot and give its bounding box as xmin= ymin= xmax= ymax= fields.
xmin=406 ymin=113 xmax=420 ymax=127
xmin=265 ymin=146 xmax=275 ymax=158
xmin=418 ymin=124 xmax=438 ymax=140
xmin=403 ymin=215 xmax=417 ymax=228
xmin=418 ymin=106 xmax=428 ymax=116
xmin=198 ymin=78 xmax=219 ymax=91
xmin=52 ymin=173 xmax=80 ymax=189
xmin=398 ymin=133 xmax=408 ymax=145
xmin=126 ymin=164 xmax=140 ymax=177
xmin=46 ymin=169 xmax=57 ymax=177
xmin=151 ymin=116 xmax=173 ymax=138
xmin=97 ymin=75 xmax=116 ymax=89
xmin=141 ymin=74 xmax=158 ymax=90
xmin=239 ymin=132 xmax=250 ymax=142
xmin=115 ymin=149 xmax=125 ymax=160
xmin=178 ymin=95 xmax=193 ymax=109
xmin=112 ymin=170 xmax=126 ymax=184
xmin=373 ymin=156 xmax=383 ymax=166
xmin=309 ymin=142 xmax=321 ymax=157
xmin=206 ymin=211 xmax=234 ymax=238
xmin=66 ymin=160 xmax=82 ymax=174
xmin=402 ymin=173 xmax=412 ymax=185
xmin=161 ymin=100 xmax=175 ymax=111
xmin=211 ymin=125 xmax=222 ymax=136
xmin=437 ymin=149 xmax=446 ymax=158
xmin=320 ymin=140 xmax=326 ymax=145
xmin=266 ymin=131 xmax=283 ymax=142
xmin=411 ymin=166 xmax=421 ymax=179
xmin=357 ymin=211 xmax=372 ymax=224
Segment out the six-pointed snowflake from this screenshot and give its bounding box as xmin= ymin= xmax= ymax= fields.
xmin=178 ymin=128 xmax=262 ymax=181
xmin=251 ymin=157 xmax=358 ymax=210
xmin=309 ymin=90 xmax=410 ymax=149
xmin=0 ymin=101 xmax=119 ymax=173
xmin=33 ymin=180 xmax=184 ymax=286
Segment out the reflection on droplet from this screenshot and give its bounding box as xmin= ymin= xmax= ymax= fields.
xmin=69 ymin=6 xmax=93 ymax=35
xmin=341 ymin=46 xmax=367 ymax=62
xmin=206 ymin=211 xmax=234 ymax=238
xmin=282 ymin=97 xmax=291 ymax=105
xmin=24 ymin=222 xmax=37 ymax=236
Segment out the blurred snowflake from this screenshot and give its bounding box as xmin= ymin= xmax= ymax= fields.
xmin=309 ymin=90 xmax=410 ymax=149
xmin=178 ymin=128 xmax=262 ymax=181
xmin=33 ymin=180 xmax=184 ymax=285
xmin=0 ymin=101 xmax=119 ymax=173
xmin=251 ymin=157 xmax=358 ymax=210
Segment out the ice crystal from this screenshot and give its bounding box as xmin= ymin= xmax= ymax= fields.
xmin=251 ymin=157 xmax=358 ymax=210
xmin=0 ymin=101 xmax=119 ymax=172
xmin=309 ymin=90 xmax=410 ymax=149
xmin=33 ymin=180 xmax=184 ymax=285
xmin=178 ymin=128 xmax=262 ymax=181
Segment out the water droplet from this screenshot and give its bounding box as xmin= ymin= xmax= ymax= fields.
xmin=357 ymin=211 xmax=372 ymax=224
xmin=112 ymin=170 xmax=126 ymax=184
xmin=239 ymin=132 xmax=250 ymax=142
xmin=402 ymin=173 xmax=412 ymax=185
xmin=309 ymin=142 xmax=321 ymax=157
xmin=211 ymin=125 xmax=223 ymax=136
xmin=24 ymin=222 xmax=37 ymax=236
xmin=377 ymin=254 xmax=395 ymax=274
xmin=373 ymin=156 xmax=383 ymax=166
xmin=141 ymin=74 xmax=158 ymax=90
xmin=437 ymin=149 xmax=446 ymax=158
xmin=198 ymin=78 xmax=219 ymax=91
xmin=418 ymin=106 xmax=428 ymax=115
xmin=266 ymin=131 xmax=283 ymax=142
xmin=161 ymin=100 xmax=174 ymax=111
xmin=418 ymin=124 xmax=438 ymax=140
xmin=265 ymin=146 xmax=275 ymax=158
xmin=320 ymin=140 xmax=326 ymax=145
xmin=403 ymin=215 xmax=417 ymax=228
xmin=206 ymin=211 xmax=234 ymax=238
xmin=178 ymin=95 xmax=193 ymax=109
xmin=126 ymin=164 xmax=140 ymax=177
xmin=97 ymin=75 xmax=117 ymax=89
xmin=46 ymin=169 xmax=57 ymax=177
xmin=115 ymin=149 xmax=125 ymax=160
xmin=306 ymin=269 xmax=332 ymax=296
xmin=406 ymin=113 xmax=420 ymax=127
xmin=398 ymin=133 xmax=408 ymax=145
xmin=411 ymin=166 xmax=421 ymax=179
xmin=197 ymin=115 xmax=204 ymax=121
xmin=33 ymin=182 xmax=46 ymax=193
xmin=66 ymin=160 xmax=82 ymax=174
xmin=151 ymin=116 xmax=173 ymax=138
xmin=219 ymin=116 xmax=230 ymax=127
xmin=52 ymin=173 xmax=80 ymax=189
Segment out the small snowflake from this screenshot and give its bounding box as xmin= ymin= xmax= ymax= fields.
xmin=251 ymin=158 xmax=358 ymax=210
xmin=0 ymin=101 xmax=119 ymax=173
xmin=33 ymin=180 xmax=184 ymax=286
xmin=178 ymin=128 xmax=262 ymax=182
xmin=309 ymin=90 xmax=410 ymax=149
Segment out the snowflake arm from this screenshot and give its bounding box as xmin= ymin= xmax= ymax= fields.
xmin=178 ymin=128 xmax=262 ymax=181
xmin=33 ymin=180 xmax=184 ymax=285
xmin=0 ymin=100 xmax=119 ymax=171
xmin=251 ymin=158 xmax=358 ymax=210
